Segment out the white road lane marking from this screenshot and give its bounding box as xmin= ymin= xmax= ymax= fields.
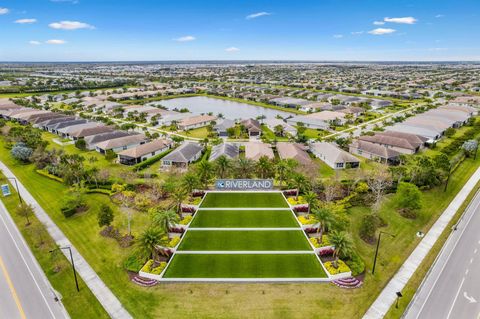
xmin=446 ymin=277 xmax=465 ymax=319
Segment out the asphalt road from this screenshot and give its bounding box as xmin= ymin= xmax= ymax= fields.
xmin=0 ymin=201 xmax=69 ymax=319
xmin=404 ymin=191 xmax=480 ymax=319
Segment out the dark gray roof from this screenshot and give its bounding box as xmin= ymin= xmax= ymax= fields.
xmin=84 ymin=131 xmax=131 ymax=145
xmin=209 ymin=143 xmax=239 ymax=161
xmin=38 ymin=116 xmax=76 ymax=127
xmin=162 ymin=142 xmax=203 ymax=163
xmin=50 ymin=119 xmax=88 ymax=131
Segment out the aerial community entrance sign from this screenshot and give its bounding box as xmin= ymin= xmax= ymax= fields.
xmin=215 ymin=179 xmax=274 ymax=190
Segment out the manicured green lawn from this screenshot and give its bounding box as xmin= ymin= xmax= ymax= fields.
xmin=163 ymin=254 xmax=327 ymax=278
xmin=201 ymin=192 xmax=288 ymax=208
xmin=190 ymin=209 xmax=298 ymax=228
xmin=178 ymin=230 xmax=310 ymax=251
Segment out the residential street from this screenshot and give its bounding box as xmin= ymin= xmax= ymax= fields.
xmin=0 ymin=201 xmax=69 ymax=319
xmin=404 ymin=191 xmax=480 ymax=319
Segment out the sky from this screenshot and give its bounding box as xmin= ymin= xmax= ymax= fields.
xmin=0 ymin=0 xmax=479 ymax=62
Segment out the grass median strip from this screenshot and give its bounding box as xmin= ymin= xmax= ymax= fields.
xmin=190 ymin=209 xmax=298 ymax=228
xmin=200 ymin=192 xmax=289 ymax=208
xmin=178 ymin=230 xmax=311 ymax=251
xmin=163 ymin=254 xmax=327 ymax=278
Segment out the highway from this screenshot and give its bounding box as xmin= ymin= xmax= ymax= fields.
xmin=404 ymin=191 xmax=480 ymax=319
xmin=0 ymin=201 xmax=69 ymax=319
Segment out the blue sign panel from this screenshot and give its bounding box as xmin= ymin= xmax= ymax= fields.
xmin=1 ymin=184 xmax=11 ymax=197
xmin=215 ymin=179 xmax=273 ymax=190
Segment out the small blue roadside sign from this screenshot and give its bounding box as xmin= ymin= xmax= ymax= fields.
xmin=1 ymin=184 xmax=11 ymax=197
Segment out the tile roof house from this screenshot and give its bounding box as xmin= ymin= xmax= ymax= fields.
xmin=241 ymin=118 xmax=262 ymax=137
xmin=276 ymin=142 xmax=312 ymax=166
xmin=94 ymin=134 xmax=147 ymax=154
xmin=84 ymin=131 xmax=131 ymax=150
xmin=209 ymin=143 xmax=239 ymax=161
xmin=117 ymin=139 xmax=173 ymax=165
xmin=244 ymin=142 xmax=274 ymax=161
xmin=349 ymin=140 xmax=400 ymax=165
xmin=49 ymin=119 xmax=88 ymax=134
xmin=162 ymin=142 xmax=204 ymax=168
xmin=358 ymin=131 xmax=427 ymax=155
xmin=57 ymin=122 xmax=101 ymax=138
xmin=67 ymin=125 xmax=114 ymax=140
xmin=178 ymin=114 xmax=217 ymax=131
xmin=310 ymin=142 xmax=359 ymax=169
xmin=213 ymin=119 xmax=236 ymax=137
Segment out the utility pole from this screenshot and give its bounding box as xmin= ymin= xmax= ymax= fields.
xmin=372 ymin=231 xmax=396 ymax=275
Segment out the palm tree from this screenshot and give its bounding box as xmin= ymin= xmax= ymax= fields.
xmin=171 ymin=188 xmax=188 ymax=213
xmin=137 ymin=227 xmax=164 ymax=264
xmin=150 ymin=208 xmax=179 ymax=234
xmin=256 ymin=156 xmax=273 ymax=179
xmin=215 ymin=155 xmax=232 ymax=179
xmin=290 ymin=173 xmax=307 ymax=200
xmin=181 ymin=173 xmax=200 ymax=195
xmin=235 ymin=158 xmax=254 ymax=178
xmin=197 ymin=160 xmax=214 ymax=189
xmin=329 ymin=230 xmax=353 ymax=268
xmin=314 ymin=207 xmax=333 ymax=241
xmin=303 ymin=191 xmax=318 ymax=215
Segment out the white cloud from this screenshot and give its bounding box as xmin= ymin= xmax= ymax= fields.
xmin=0 ymin=7 xmax=9 ymax=15
xmin=174 ymin=35 xmax=196 ymax=42
xmin=15 ymin=18 xmax=37 ymax=24
xmin=225 ymin=47 xmax=240 ymax=52
xmin=384 ymin=17 xmax=417 ymax=24
xmin=29 ymin=40 xmax=41 ymax=45
xmin=373 ymin=21 xmax=385 ymax=25
xmin=49 ymin=20 xmax=94 ymax=30
xmin=351 ymin=31 xmax=364 ymax=35
xmin=368 ymin=28 xmax=396 ymax=35
xmin=246 ymin=12 xmax=271 ymax=20
xmin=333 ymin=34 xmax=343 ymax=39
xmin=435 ymin=14 xmax=445 ymax=18
xmin=46 ymin=39 xmax=66 ymax=44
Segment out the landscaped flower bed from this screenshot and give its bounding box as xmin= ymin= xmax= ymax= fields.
xmin=168 ymin=226 xmax=185 ymax=234
xmin=178 ymin=215 xmax=193 ymax=225
xmin=140 ymin=259 xmax=167 ymax=275
xmin=185 ymin=197 xmax=202 ymax=206
xmin=323 ymin=260 xmax=351 ymax=275
xmin=283 ymin=189 xmax=297 ymax=196
xmin=298 ymin=215 xmax=318 ymax=225
xmin=180 ymin=205 xmax=197 ymax=213
xmin=292 ymin=205 xmax=309 ymax=213
xmin=167 ymin=236 xmax=181 ymax=248
xmin=318 ymin=247 xmax=335 ymax=257
xmin=192 ymin=190 xmax=205 ymax=197
xmin=309 ymin=235 xmax=331 ymax=248
xmin=287 ymin=196 xmax=307 ymax=206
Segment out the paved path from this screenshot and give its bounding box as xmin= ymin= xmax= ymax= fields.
xmin=0 ymin=161 xmax=132 ymax=319
xmin=0 ymin=201 xmax=69 ymax=319
xmin=363 ymin=167 xmax=480 ymax=319
xmin=403 ymin=190 xmax=480 ymax=319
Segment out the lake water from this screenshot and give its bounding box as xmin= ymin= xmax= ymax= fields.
xmin=150 ymin=96 xmax=293 ymax=120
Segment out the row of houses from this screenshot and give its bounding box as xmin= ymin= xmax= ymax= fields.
xmin=349 ymin=104 xmax=478 ymax=164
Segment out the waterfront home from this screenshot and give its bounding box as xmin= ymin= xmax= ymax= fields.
xmin=178 ymin=114 xmax=217 ymax=131
xmin=214 ymin=119 xmax=236 ymax=137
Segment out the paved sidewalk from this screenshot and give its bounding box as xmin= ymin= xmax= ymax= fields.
xmin=363 ymin=167 xmax=480 ymax=319
xmin=0 ymin=161 xmax=132 ymax=319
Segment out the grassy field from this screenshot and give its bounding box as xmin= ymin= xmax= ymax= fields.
xmin=163 ymin=254 xmax=327 ymax=278
xmin=201 ymin=192 xmax=288 ymax=208
xmin=2 ymin=134 xmax=480 ymax=318
xmin=190 ymin=209 xmax=298 ymax=228
xmin=0 ymin=174 xmax=109 ymax=319
xmin=178 ymin=230 xmax=310 ymax=251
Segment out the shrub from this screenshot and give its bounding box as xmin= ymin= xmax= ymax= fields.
xmin=359 ymin=214 xmax=385 ymax=244
xmin=396 ymin=182 xmax=422 ymax=219
xmin=36 ymin=169 xmax=64 ymax=183
xmin=140 ymin=259 xmax=167 ymax=275
xmin=105 ymin=149 xmax=116 ymax=161
xmin=298 ymin=215 xmax=318 ymax=225
xmin=345 ymin=253 xmax=365 ymax=276
xmin=192 ymin=190 xmax=205 ymax=197
xmin=167 ymin=236 xmax=181 ymax=248
xmin=318 ymin=247 xmax=334 ymax=256
xmin=132 ymin=149 xmax=172 ymax=171
xmin=75 ymin=139 xmax=86 ymax=150
xmin=324 ymin=260 xmax=351 ymax=275
xmin=97 ymin=204 xmax=114 ymax=227
xmin=123 ymin=254 xmax=144 ymax=272
xmin=287 ymin=196 xmax=306 ymax=205
xmin=60 ymin=195 xmax=86 ymax=218
xmin=11 ymin=142 xmax=33 ymax=162
xmin=293 ymin=205 xmax=308 ymax=213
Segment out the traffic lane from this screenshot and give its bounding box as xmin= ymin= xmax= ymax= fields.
xmin=0 ymin=258 xmax=24 ymax=319
xmin=414 ymin=201 xmax=480 ymax=319
xmin=0 ymin=206 xmax=66 ymax=319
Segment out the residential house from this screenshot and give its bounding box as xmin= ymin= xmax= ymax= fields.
xmin=276 ymin=142 xmax=312 ymax=166
xmin=349 ymin=140 xmax=400 ymax=164
xmin=161 ymin=142 xmax=204 ymax=168
xmin=178 ymin=114 xmax=217 ymax=131
xmin=241 ymin=118 xmax=262 ymax=137
xmin=118 ymin=139 xmax=172 ymax=165
xmin=209 ymin=143 xmax=239 ymax=162
xmin=244 ymin=142 xmax=274 ymax=161
xmin=94 ymin=134 xmax=147 ymax=154
xmin=213 ymin=119 xmax=236 ymax=137
xmin=310 ymin=142 xmax=360 ymax=169
xmin=358 ymin=131 xmax=427 ymax=155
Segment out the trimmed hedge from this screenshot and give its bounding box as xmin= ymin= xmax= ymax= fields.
xmin=132 ymin=148 xmax=173 ymax=171
xmin=86 ymin=188 xmax=112 ymax=195
xmin=36 ymin=169 xmax=64 ymax=183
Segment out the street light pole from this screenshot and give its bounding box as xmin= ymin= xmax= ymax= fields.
xmin=50 ymin=246 xmax=80 ymax=292
xmin=7 ymin=177 xmax=23 ymax=204
xmin=372 ymin=231 xmax=396 ymax=275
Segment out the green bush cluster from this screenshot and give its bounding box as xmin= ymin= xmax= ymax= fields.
xmin=36 ymin=169 xmax=64 ymax=183
xmin=132 ymin=149 xmax=172 ymax=171
xmin=440 ymin=122 xmax=480 ymax=156
xmin=123 ymin=254 xmax=144 ymax=272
